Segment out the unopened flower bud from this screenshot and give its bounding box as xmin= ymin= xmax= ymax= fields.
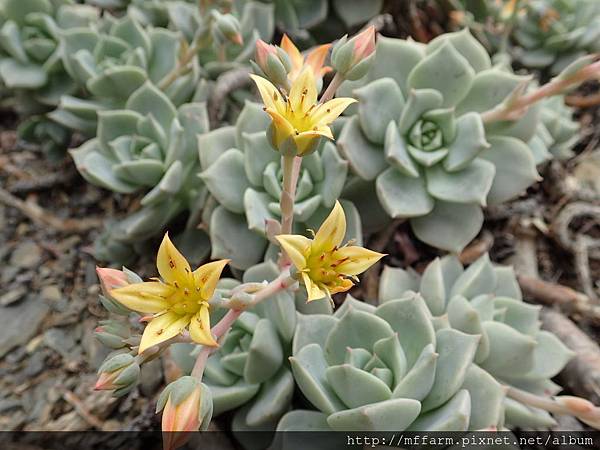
xmin=254 ymin=39 xmax=291 ymax=87
xmin=212 ymin=11 xmax=243 ymax=46
xmin=96 ymin=267 xmax=132 ymax=315
xmin=331 ymin=26 xmax=376 ymax=81
xmin=95 ymin=353 xmax=140 ymax=396
xmin=94 ymin=320 xmax=131 ymax=349
xmin=157 ymin=376 xmax=213 ymax=450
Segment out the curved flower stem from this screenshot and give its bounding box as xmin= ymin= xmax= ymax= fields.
xmin=481 ymin=59 xmax=600 ymax=124
xmin=320 ymin=72 xmax=344 ymax=104
xmin=506 ymin=385 xmax=600 ymax=429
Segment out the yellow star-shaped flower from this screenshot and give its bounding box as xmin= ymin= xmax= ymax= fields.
xmin=108 ymin=234 xmax=229 ymax=353
xmin=276 ymin=201 xmax=385 ymax=301
xmin=250 ymin=69 xmax=356 ymax=156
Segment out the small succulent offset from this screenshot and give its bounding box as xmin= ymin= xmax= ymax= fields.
xmin=70 ymin=86 xmax=210 ymax=259
xmin=50 ymin=14 xmax=201 ymax=135
xmin=510 ymin=0 xmax=600 ymax=75
xmin=378 ymin=253 xmax=575 ymax=429
xmin=337 ymin=29 xmax=549 ymax=252
xmin=530 ymin=96 xmax=579 ymax=163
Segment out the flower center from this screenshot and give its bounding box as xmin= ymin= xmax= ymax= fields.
xmin=167 ymin=285 xmax=205 ymax=315
xmin=306 ymin=250 xmax=350 ymax=289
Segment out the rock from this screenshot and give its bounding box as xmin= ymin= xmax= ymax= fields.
xmin=0 ymin=298 xmax=49 ymax=358
xmin=42 ymin=285 xmax=69 ymax=312
xmin=9 ymin=241 xmax=42 ymax=269
xmin=0 ymin=398 xmax=22 ymax=413
xmin=0 ymin=286 xmax=27 ymax=306
xmin=22 ymin=351 xmax=46 ymax=378
xmin=44 ymin=327 xmax=77 ymax=360
xmin=81 ymin=322 xmax=110 ymax=370
xmin=572 ymin=151 xmax=600 ymax=194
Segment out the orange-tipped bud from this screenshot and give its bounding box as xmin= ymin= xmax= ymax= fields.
xmin=157 ymin=377 xmax=213 ymax=450
xmin=331 ymin=25 xmax=377 ymax=81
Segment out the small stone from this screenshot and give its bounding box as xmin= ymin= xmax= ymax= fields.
xmin=0 ymin=398 xmax=22 ymax=413
xmin=9 ymin=241 xmax=42 ymax=269
xmin=0 ymin=298 xmax=49 ymax=359
xmin=41 ymin=285 xmax=68 ymax=312
xmin=23 ymin=351 xmax=46 ymax=377
xmin=0 ymin=286 xmax=27 ymax=306
xmin=44 ymin=328 xmax=76 ymax=359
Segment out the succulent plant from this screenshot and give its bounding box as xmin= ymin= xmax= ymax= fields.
xmin=199 ymin=100 xmax=362 ymax=270
xmin=336 ymin=29 xmax=546 ymax=252
xmin=278 ymin=253 xmax=573 ymax=433
xmin=378 ymin=253 xmax=575 ymax=429
xmin=0 ymin=0 xmax=98 ymax=113
xmin=284 ymin=295 xmax=502 ymax=432
xmin=70 ymin=84 xmax=210 ymax=260
xmin=49 ymin=13 xmax=202 ymax=135
xmin=170 ymin=261 xmax=331 ymax=438
xmin=272 ymin=0 xmax=383 ymax=38
xmin=531 ymin=96 xmax=579 ymax=162
xmin=510 ymin=0 xmax=600 ymax=75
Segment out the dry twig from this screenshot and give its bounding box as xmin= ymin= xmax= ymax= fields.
xmin=540 ymin=308 xmax=600 ymax=405
xmin=208 ymin=67 xmax=251 ymax=128
xmin=459 ymin=230 xmax=494 ymax=264
xmin=518 ymin=274 xmax=600 ymax=325
xmin=0 ymin=187 xmax=101 ymax=232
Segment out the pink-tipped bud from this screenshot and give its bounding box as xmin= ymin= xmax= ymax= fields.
xmin=255 ymin=39 xmax=277 ymax=69
xmin=158 ymin=377 xmax=212 ymax=450
xmin=253 ymin=39 xmax=291 ymax=87
xmin=95 ymin=354 xmax=139 ymax=396
xmin=331 ymin=25 xmax=377 ymax=81
xmin=351 ymin=26 xmax=376 ymax=64
xmin=96 ymin=267 xmax=128 ymax=295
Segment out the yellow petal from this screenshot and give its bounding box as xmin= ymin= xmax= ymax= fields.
xmin=329 ymin=278 xmax=355 ymax=295
xmin=280 ymin=34 xmax=304 ymax=72
xmin=294 ymin=130 xmax=328 ymax=155
xmin=311 ymin=98 xmax=357 ymax=125
xmin=305 ymin=43 xmax=331 ymax=77
xmin=313 ymin=201 xmax=346 ymax=253
xmin=265 ymin=109 xmax=295 ymax=148
xmin=275 ymin=234 xmax=310 ymax=270
xmin=289 ymin=69 xmax=318 ymax=115
xmin=189 ymin=304 xmax=218 ymax=347
xmin=249 ymin=74 xmax=285 ymax=114
xmin=193 ymin=259 xmax=229 ymax=300
xmin=334 ymin=246 xmax=385 ymax=275
xmin=157 ymin=233 xmax=192 ymax=288
xmin=110 ymin=281 xmax=174 ymax=313
xmin=139 ymin=311 xmax=191 ymax=353
xmin=302 ymin=272 xmax=326 ymax=302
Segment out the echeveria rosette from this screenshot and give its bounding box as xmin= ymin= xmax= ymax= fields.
xmin=49 ymin=14 xmax=201 ymax=135
xmin=199 ymin=100 xmax=363 ymax=270
xmin=0 ymin=0 xmax=98 ymax=112
xmin=282 ymin=295 xmax=502 ymax=432
xmin=511 ymin=0 xmax=600 ymax=75
xmin=336 ymin=29 xmax=542 ymax=253
xmin=70 ymin=84 xmax=211 ymax=258
xmin=379 ymin=253 xmax=575 ymax=429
